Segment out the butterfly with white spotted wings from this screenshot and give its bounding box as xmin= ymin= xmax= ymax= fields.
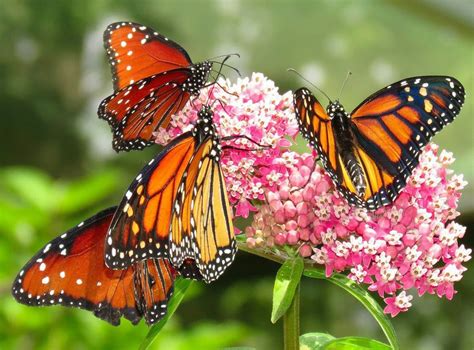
xmin=98 ymin=21 xmax=214 ymax=152
xmin=11 ymin=207 xmax=198 ymax=326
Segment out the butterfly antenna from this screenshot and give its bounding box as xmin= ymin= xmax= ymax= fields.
xmin=210 ymin=56 xmax=241 ymax=78
xmin=208 ymin=52 xmax=240 ymax=62
xmin=206 ymin=55 xmax=239 ymax=105
xmin=337 ymin=71 xmax=352 ymax=100
xmin=287 ymin=68 xmax=332 ymax=103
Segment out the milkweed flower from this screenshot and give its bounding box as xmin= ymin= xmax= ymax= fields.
xmin=154 ymin=73 xmax=471 ymax=316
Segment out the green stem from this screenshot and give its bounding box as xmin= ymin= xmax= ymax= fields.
xmin=237 ymin=241 xmax=399 ymax=349
xmin=283 ymin=282 xmax=300 ymax=350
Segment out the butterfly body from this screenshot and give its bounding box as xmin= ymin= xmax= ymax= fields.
xmin=294 ymin=76 xmax=465 ymax=210
xmin=327 ymin=101 xmax=367 ymax=197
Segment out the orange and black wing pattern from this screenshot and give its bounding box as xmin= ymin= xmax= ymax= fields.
xmin=11 ymin=208 xmax=176 ymax=326
xmin=133 ymin=258 xmax=176 ymax=325
xmin=103 ymin=22 xmax=192 ymax=91
xmin=331 ymin=147 xmax=405 ymax=209
xmin=105 ymin=132 xmax=196 ymax=269
xmin=98 ymin=69 xmax=196 ymax=151
xmin=347 ymin=76 xmax=465 ymax=208
xmin=170 ymin=137 xmax=236 ymax=283
xmin=293 ymin=88 xmax=340 ymax=182
xmin=98 ymin=22 xmax=212 ymax=152
xmin=351 ymin=76 xmax=465 ymax=175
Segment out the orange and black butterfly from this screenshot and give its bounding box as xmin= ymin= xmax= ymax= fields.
xmin=105 ymin=105 xmax=236 ymax=283
xmin=11 ymin=208 xmax=181 ymax=326
xmin=293 ymin=76 xmax=465 ymax=210
xmin=98 ymin=22 xmax=214 ymax=152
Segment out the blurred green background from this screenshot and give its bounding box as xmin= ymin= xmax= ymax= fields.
xmin=0 ymin=0 xmax=473 ymax=349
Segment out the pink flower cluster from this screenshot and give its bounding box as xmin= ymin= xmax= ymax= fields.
xmin=245 ymin=145 xmax=470 ymax=316
xmin=154 ymin=73 xmax=471 ymax=317
xmin=155 ymin=73 xmax=299 ymax=217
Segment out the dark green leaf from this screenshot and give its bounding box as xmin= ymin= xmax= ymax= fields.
xmin=271 ymin=256 xmax=304 ymax=323
xmin=139 ymin=278 xmax=193 ymax=350
xmin=300 ymin=332 xmax=335 ymax=350
xmin=304 ymin=268 xmax=399 ymax=350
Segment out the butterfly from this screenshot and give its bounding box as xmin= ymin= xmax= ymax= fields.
xmin=11 ymin=207 xmax=190 ymax=326
xmin=293 ymin=76 xmax=465 ymax=210
xmin=105 ymin=104 xmax=236 ymax=283
xmin=98 ymin=22 xmax=214 ymax=152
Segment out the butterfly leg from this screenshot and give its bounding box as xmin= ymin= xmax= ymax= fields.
xmin=221 ymin=134 xmax=272 ymax=150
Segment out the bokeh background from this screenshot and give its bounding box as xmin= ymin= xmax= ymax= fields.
xmin=0 ymin=0 xmax=473 ymax=349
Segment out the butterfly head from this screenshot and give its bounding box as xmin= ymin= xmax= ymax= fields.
xmin=326 ymin=100 xmax=349 ymax=119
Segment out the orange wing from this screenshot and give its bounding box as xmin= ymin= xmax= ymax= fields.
xmin=329 ymin=146 xmax=402 ymax=209
xmin=133 ymin=258 xmax=176 ymax=324
xmin=105 ymin=133 xmax=196 ymax=269
xmin=104 ymin=22 xmax=192 ymax=91
xmin=98 ymin=69 xmax=193 ymax=151
xmin=100 ymin=22 xmax=213 ymax=152
xmin=350 ymin=76 xmax=465 ymax=176
xmin=12 ymin=208 xmax=176 ymax=326
xmin=293 ymin=87 xmax=341 ymax=183
xmin=170 ymin=138 xmax=236 ymax=283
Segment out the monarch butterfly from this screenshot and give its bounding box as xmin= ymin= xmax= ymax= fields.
xmin=105 ymin=104 xmax=236 ymax=283
xmin=293 ymin=76 xmax=465 ymax=210
xmin=98 ymin=22 xmax=214 ymax=152
xmin=11 ymin=207 xmax=191 ymax=326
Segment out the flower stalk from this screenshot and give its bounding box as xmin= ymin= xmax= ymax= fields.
xmin=283 ymin=282 xmax=300 ymax=350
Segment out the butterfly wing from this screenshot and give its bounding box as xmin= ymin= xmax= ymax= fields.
xmin=347 ymin=76 xmax=465 ymax=208
xmin=133 ymin=258 xmax=176 ymax=325
xmin=105 ymin=132 xmax=196 ymax=269
xmin=104 ymin=22 xmax=192 ymax=91
xmin=98 ymin=69 xmax=195 ymax=151
xmin=170 ymin=137 xmax=236 ymax=283
xmin=293 ymin=88 xmax=341 ymax=182
xmin=99 ymin=22 xmax=213 ymax=152
xmin=11 ymin=208 xmax=175 ymax=326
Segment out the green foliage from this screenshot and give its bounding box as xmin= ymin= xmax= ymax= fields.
xmin=304 ymin=268 xmax=399 ymax=350
xmin=300 ymin=333 xmax=335 ymax=350
xmin=300 ymin=333 xmax=391 ymax=350
xmin=271 ymin=256 xmax=304 ymax=323
xmin=141 ymin=278 xmax=194 ymax=350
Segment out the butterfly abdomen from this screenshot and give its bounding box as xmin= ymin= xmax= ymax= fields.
xmin=331 ymin=106 xmax=366 ymax=197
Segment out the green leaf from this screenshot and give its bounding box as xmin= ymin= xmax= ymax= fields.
xmin=304 ymin=268 xmax=399 ymax=350
xmin=300 ymin=332 xmax=335 ymax=350
xmin=271 ymin=256 xmax=304 ymax=323
xmin=322 ymin=337 xmax=391 ymax=350
xmin=139 ymin=278 xmax=193 ymax=350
